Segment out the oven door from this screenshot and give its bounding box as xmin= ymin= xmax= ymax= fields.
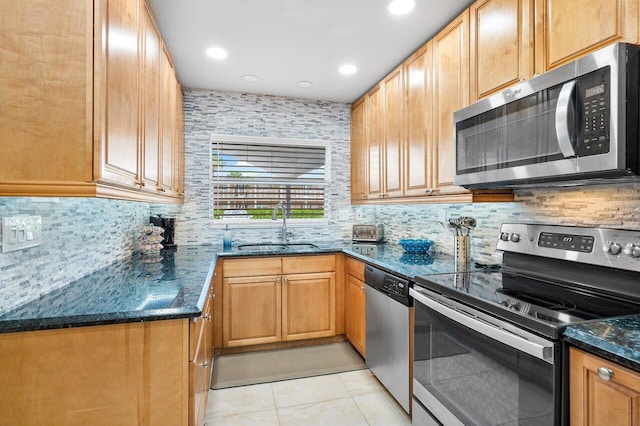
xmin=410 ymin=286 xmax=561 ymax=426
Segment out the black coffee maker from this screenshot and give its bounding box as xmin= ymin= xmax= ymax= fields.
xmin=149 ymin=215 xmax=176 ymax=248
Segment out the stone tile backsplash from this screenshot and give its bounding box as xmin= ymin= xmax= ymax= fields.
xmin=0 ymin=198 xmax=148 ymax=312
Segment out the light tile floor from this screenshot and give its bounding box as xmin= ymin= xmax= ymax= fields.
xmin=205 ymin=369 xmax=412 ymax=426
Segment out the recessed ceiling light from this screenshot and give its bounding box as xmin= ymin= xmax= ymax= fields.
xmin=388 ymin=0 xmax=415 ymax=15
xmin=339 ymin=64 xmax=357 ymax=75
xmin=206 ymin=47 xmax=228 ymax=59
xmin=241 ymin=74 xmax=259 ymax=82
xmin=296 ymin=81 xmax=313 ymax=88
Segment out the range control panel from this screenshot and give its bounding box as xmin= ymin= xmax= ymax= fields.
xmin=497 ymin=223 xmax=640 ymax=273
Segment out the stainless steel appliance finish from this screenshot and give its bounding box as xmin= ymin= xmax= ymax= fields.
xmin=411 ymin=223 xmax=640 ymax=426
xmin=352 ymin=224 xmax=384 ymax=242
xmin=454 ymin=43 xmax=640 ymax=188
xmin=364 ymin=264 xmax=411 ymax=414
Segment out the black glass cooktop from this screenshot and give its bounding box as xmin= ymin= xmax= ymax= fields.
xmin=414 ymin=269 xmax=640 ymax=339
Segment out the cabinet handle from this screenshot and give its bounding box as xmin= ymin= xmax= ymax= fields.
xmin=597 ymin=367 xmax=614 ymax=381
xmin=360 ymin=286 xmax=365 ymax=291
xmin=520 ymin=78 xmax=526 ymax=83
xmin=276 ymin=277 xmax=281 ymax=283
xmin=205 ymin=314 xmax=212 ymax=321
xmin=209 ymin=293 xmax=216 ymax=299
xmin=425 ymin=188 xmax=434 ymax=194
xmin=283 ymin=276 xmax=288 ymax=283
xmin=195 ymin=360 xmax=208 ymax=367
xmin=361 ymin=194 xmax=367 ymax=198
xmin=158 ymin=187 xmax=166 ymax=192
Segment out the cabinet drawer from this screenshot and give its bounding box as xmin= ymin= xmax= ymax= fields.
xmin=282 ymin=255 xmax=335 ymax=274
xmin=346 ymin=257 xmax=365 ymax=281
xmin=223 ymin=257 xmax=281 ymax=277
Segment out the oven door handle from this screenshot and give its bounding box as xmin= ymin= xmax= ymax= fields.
xmin=410 ymin=288 xmax=554 ymax=363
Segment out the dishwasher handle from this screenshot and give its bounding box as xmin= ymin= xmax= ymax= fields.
xmin=410 ymin=287 xmax=554 ymax=363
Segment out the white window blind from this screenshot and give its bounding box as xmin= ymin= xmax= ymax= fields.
xmin=212 ymin=137 xmax=326 ymax=220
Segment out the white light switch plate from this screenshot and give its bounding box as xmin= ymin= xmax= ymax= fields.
xmin=2 ymin=215 xmax=42 ymax=253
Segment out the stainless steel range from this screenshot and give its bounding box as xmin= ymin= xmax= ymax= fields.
xmin=410 ymin=223 xmax=640 ymax=425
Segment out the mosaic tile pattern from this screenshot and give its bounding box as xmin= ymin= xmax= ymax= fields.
xmin=0 ymin=198 xmax=149 ymax=312
xmin=364 ymin=182 xmax=640 ymax=264
xmin=151 ymin=89 xmax=354 ymax=247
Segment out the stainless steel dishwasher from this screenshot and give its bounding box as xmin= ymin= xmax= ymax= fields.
xmin=364 ymin=264 xmax=411 ymax=414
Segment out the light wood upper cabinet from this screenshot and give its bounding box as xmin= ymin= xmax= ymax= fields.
xmin=383 ymin=66 xmax=405 ymax=198
xmin=470 ymin=0 xmax=535 ymax=101
xmin=0 ymin=0 xmax=183 ymax=202
xmin=366 ymin=84 xmax=384 ymax=199
xmin=536 ymin=0 xmax=639 ymax=73
xmin=433 ymin=9 xmax=471 ymax=195
xmin=404 ymin=42 xmax=435 ymax=197
xmin=0 ymin=0 xmax=94 ymax=189
xmin=350 ymin=98 xmax=368 ymax=201
xmin=95 ymin=0 xmax=141 ymax=188
xmin=174 ymin=84 xmax=186 ymax=197
xmin=570 ymin=347 xmax=640 ymax=425
xmin=160 ymin=46 xmax=177 ymax=195
xmin=141 ymin=2 xmax=162 ymax=190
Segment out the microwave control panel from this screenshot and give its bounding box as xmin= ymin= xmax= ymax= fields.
xmin=578 ymin=67 xmax=610 ymax=157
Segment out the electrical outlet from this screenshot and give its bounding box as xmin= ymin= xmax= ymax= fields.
xmin=2 ymin=215 xmax=42 ymax=253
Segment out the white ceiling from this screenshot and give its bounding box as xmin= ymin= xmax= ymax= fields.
xmin=149 ymin=0 xmax=471 ymax=103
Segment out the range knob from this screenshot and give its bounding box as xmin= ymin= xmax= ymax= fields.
xmin=623 ymin=243 xmax=640 ymax=258
xmin=510 ymin=233 xmax=521 ymax=242
xmin=610 ymin=242 xmax=623 ymax=255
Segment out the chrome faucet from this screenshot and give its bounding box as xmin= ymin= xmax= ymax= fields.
xmin=271 ymin=202 xmax=288 ymax=244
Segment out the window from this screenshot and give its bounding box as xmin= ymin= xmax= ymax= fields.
xmin=212 ymin=135 xmax=328 ymax=222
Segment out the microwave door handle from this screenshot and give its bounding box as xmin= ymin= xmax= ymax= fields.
xmin=555 ymin=80 xmax=577 ymax=158
xmin=410 ymin=288 xmax=554 ymax=363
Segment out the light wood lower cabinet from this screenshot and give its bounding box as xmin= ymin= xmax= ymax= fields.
xmin=190 ymin=286 xmax=215 ymax=426
xmin=221 ymin=255 xmax=338 ymax=348
xmin=345 ymin=257 xmax=366 ymax=357
xmin=223 ymin=275 xmax=283 ymax=347
xmin=0 ymin=320 xmax=189 ymax=425
xmin=283 ymin=272 xmax=336 ymax=341
xmin=570 ymin=347 xmax=640 ymax=425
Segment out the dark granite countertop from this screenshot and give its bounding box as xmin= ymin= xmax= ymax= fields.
xmin=0 ymin=241 xmax=464 ymax=334
xmin=0 ymin=245 xmax=218 ymax=334
xmin=564 ymin=316 xmax=640 ymax=372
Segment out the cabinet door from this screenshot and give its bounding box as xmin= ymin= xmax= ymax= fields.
xmin=222 ymin=275 xmax=282 ymax=347
xmin=350 ymin=97 xmax=368 ymax=202
xmin=570 ymin=347 xmax=640 ymax=425
xmin=470 ymin=0 xmax=535 ymax=101
xmin=366 ymin=84 xmax=384 ymax=199
xmin=190 ymin=315 xmax=207 ymax=426
xmin=95 ymin=0 xmax=141 ymax=187
xmin=174 ymin=83 xmax=185 ymax=197
xmin=140 ymin=2 xmax=161 ymax=190
xmin=159 ymin=47 xmax=176 ymax=194
xmin=346 ymin=275 xmax=366 ymax=357
xmin=282 ymin=272 xmax=336 ymax=341
xmin=536 ymin=0 xmax=639 ymax=72
xmin=404 ymin=42 xmax=435 ymax=197
xmin=433 ymin=9 xmax=471 ymax=195
xmin=383 ymin=66 xmax=404 ymax=198
xmin=0 ymin=0 xmax=93 ymax=188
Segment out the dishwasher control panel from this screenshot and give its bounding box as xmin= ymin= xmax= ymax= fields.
xmin=364 ymin=264 xmax=412 ymax=306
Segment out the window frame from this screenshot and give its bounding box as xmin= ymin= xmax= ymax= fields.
xmin=209 ymin=134 xmax=331 ymax=228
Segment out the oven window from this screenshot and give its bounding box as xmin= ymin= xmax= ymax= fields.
xmin=414 ymin=301 xmax=556 ymax=425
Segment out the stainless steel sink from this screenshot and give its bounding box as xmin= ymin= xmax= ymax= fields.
xmin=236 ymin=243 xmax=319 ymax=251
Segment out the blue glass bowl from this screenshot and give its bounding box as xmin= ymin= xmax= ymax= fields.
xmin=398 ymin=238 xmax=434 ymax=254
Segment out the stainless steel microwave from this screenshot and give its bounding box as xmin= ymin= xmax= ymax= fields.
xmin=453 ymin=43 xmax=640 ymax=188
